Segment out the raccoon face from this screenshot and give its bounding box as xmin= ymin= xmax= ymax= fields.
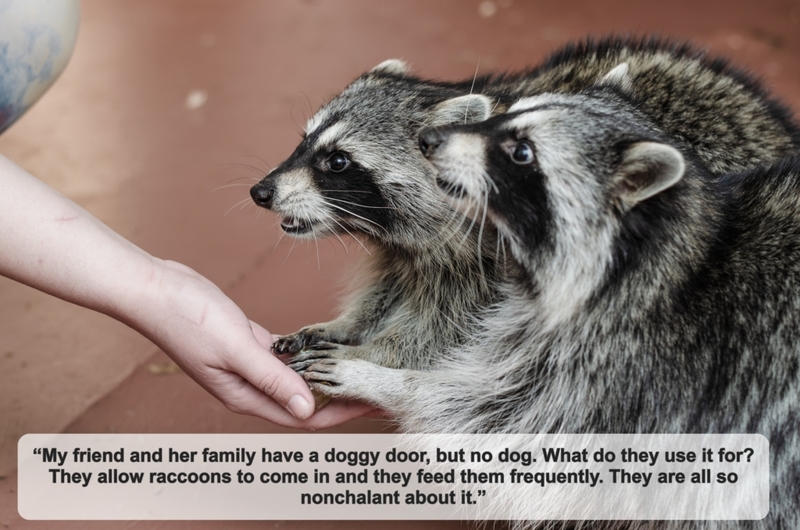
xmin=423 ymin=89 xmax=685 ymax=314
xmin=249 ymin=121 xmax=394 ymax=241
xmin=250 ymin=59 xmax=494 ymax=247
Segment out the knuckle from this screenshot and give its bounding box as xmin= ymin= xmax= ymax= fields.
xmin=257 ymin=372 xmax=283 ymax=397
xmin=224 ymin=400 xmax=247 ymax=416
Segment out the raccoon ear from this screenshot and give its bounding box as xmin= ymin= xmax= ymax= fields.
xmin=596 ymin=62 xmax=633 ymax=93
xmin=369 ymin=59 xmax=410 ymax=77
xmin=614 ymin=142 xmax=685 ymax=207
xmin=429 ymin=94 xmax=493 ymax=126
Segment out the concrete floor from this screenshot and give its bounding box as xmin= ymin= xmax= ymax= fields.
xmin=1 ymin=0 xmax=799 ymax=527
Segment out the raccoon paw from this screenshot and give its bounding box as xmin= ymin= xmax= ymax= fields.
xmin=286 ymin=347 xmax=336 ymax=374
xmin=272 ymin=328 xmax=331 ymax=355
xmin=302 ymin=358 xmax=401 ymax=407
xmin=288 ymin=351 xmax=409 ymax=410
xmin=302 ymin=359 xmax=343 ymax=388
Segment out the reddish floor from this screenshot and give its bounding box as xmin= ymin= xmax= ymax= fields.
xmin=1 ymin=0 xmax=799 ymax=528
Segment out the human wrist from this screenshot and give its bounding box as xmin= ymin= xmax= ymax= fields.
xmin=105 ymin=254 xmax=179 ymax=341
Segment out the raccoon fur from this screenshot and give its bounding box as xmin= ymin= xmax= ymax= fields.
xmin=250 ymin=36 xmax=799 ymax=401
xmin=297 ymin=72 xmax=800 ymax=527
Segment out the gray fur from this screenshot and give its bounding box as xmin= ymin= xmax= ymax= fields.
xmin=298 ymin=83 xmax=800 ymax=528
xmin=251 ymin=37 xmax=799 ymax=400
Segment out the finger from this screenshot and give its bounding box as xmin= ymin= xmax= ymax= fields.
xmin=296 ymin=400 xmax=377 ymax=430
xmin=214 ymin=376 xmax=308 ymax=427
xmin=229 ymin=338 xmax=316 ymax=420
xmin=249 ymin=320 xmax=275 ymax=349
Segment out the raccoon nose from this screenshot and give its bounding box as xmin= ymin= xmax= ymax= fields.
xmin=250 ymin=181 xmax=276 ymax=209
xmin=419 ymin=127 xmax=444 ymax=158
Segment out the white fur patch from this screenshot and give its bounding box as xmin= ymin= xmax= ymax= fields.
xmin=305 ymin=108 xmax=331 ymax=136
xmin=508 ymin=93 xmax=562 ymax=113
xmin=315 ymin=121 xmax=348 ymax=149
xmin=271 ymin=167 xmax=331 ymax=237
xmin=369 ymin=58 xmax=409 ymax=77
xmin=597 ymin=62 xmax=632 ymax=92
xmin=432 ymin=133 xmax=489 ymax=217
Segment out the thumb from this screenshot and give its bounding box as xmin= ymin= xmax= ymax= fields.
xmin=249 ymin=320 xmax=276 ymax=348
xmin=228 ymin=322 xmax=315 ymax=420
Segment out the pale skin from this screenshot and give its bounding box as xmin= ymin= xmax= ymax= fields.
xmin=0 ymin=154 xmax=373 ymax=429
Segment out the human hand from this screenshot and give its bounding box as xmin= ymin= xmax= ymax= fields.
xmin=127 ymin=259 xmax=376 ymax=429
xmin=0 ymin=155 xmax=374 ymax=429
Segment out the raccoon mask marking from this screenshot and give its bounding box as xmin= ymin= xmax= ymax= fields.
xmin=251 ymin=62 xmax=493 ymax=249
xmin=424 ymin=78 xmax=696 ymax=327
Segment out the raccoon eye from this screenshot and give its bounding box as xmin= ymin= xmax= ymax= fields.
xmin=326 ymin=152 xmax=350 ymax=172
xmin=510 ymin=142 xmax=535 ymax=165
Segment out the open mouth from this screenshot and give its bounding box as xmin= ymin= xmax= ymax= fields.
xmin=436 ymin=176 xmax=468 ymax=200
xmin=280 ymin=217 xmax=313 ymax=235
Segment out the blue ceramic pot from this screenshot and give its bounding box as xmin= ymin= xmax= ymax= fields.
xmin=0 ymin=0 xmax=80 ymax=133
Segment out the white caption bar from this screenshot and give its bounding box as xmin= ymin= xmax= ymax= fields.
xmin=18 ymin=433 xmax=768 ymax=520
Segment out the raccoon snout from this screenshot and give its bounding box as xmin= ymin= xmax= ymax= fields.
xmin=419 ymin=127 xmax=445 ymax=158
xmin=250 ymin=180 xmax=276 ymax=209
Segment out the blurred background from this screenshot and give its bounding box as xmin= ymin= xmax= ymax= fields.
xmin=0 ymin=0 xmax=798 ymax=527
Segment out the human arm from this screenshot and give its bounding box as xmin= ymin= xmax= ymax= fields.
xmin=0 ymin=154 xmax=373 ymax=428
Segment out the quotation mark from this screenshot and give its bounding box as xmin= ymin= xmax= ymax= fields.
xmin=33 ymin=448 xmax=42 ymax=455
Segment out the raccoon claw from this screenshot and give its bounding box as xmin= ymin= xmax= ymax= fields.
xmin=287 ymin=350 xmax=333 ymax=374
xmin=286 ymin=346 xmax=356 ymax=395
xmin=304 ymin=360 xmax=343 ymax=388
xmin=271 ymin=329 xmax=328 ymax=355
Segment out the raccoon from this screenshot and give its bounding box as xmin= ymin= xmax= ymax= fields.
xmin=292 ymin=70 xmax=800 ymax=527
xmin=423 ymin=83 xmax=800 ymax=529
xmin=250 ymin=36 xmax=799 ymax=405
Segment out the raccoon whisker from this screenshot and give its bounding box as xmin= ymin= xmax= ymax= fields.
xmin=436 ymin=185 xmax=479 ymax=241
xmin=224 ymin=197 xmax=254 ymax=216
xmin=316 ymin=189 xmax=381 ymax=195
xmin=239 ymin=154 xmax=272 ymax=168
xmin=447 ymin=200 xmax=480 ymax=243
xmin=290 ymin=100 xmax=306 ymax=139
xmin=466 ymin=57 xmax=481 ymax=124
xmin=217 ymin=173 xmax=264 ymax=184
xmin=273 ymin=227 xmax=287 ymax=253
xmin=213 ymin=182 xmax=261 ymax=191
xmin=482 ymin=169 xmax=500 ymax=194
xmin=459 ymin=198 xmax=484 ymax=247
xmin=469 ymin=58 xmax=480 ymax=96
xmin=475 ymin=190 xmax=490 ymax=287
xmin=495 ymin=227 xmax=508 ymax=264
xmin=283 ymin=233 xmax=300 ymax=263
xmin=322 ymin=197 xmax=398 ymax=210
xmin=324 ymin=216 xmax=369 ymax=255
xmin=223 ymin=162 xmax=271 ymax=176
xmin=299 ymin=91 xmax=314 ymax=123
xmin=320 ymin=200 xmax=388 ymax=234
xmin=318 ymin=218 xmax=349 ymax=255
xmin=311 ymin=228 xmax=321 ymax=270
xmin=441 ymin=204 xmax=473 ymax=242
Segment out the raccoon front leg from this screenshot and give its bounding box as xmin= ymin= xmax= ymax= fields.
xmin=272 ymin=280 xmax=399 ymax=355
xmin=287 ymin=347 xmax=427 ymax=413
xmin=271 ymin=318 xmax=360 ymax=355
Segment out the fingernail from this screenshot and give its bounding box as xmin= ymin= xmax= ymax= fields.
xmin=287 ymin=395 xmax=312 ymax=419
